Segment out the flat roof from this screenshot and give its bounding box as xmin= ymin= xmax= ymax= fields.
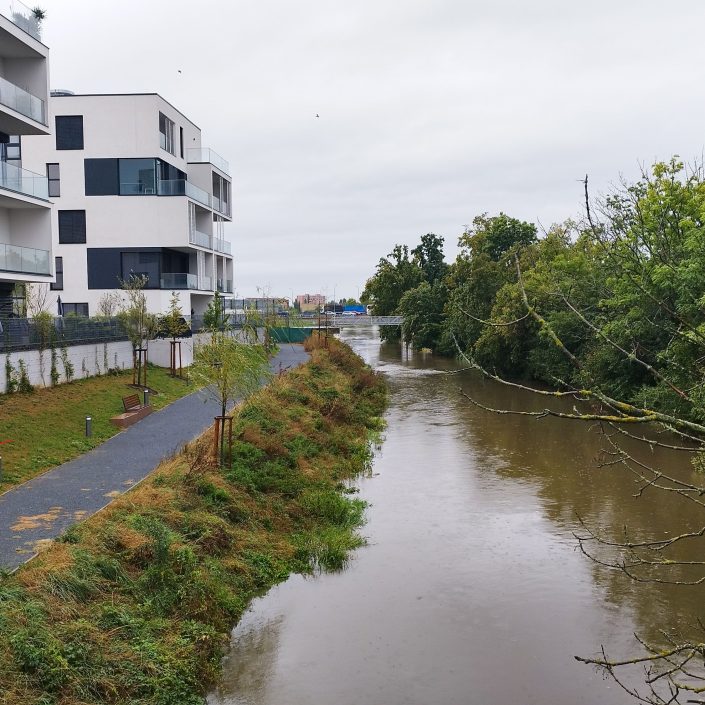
xmin=50 ymin=93 xmax=200 ymax=130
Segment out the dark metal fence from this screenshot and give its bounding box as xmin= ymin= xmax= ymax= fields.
xmin=0 ymin=316 xmax=128 ymax=352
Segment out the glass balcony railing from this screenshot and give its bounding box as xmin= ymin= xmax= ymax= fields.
xmin=186 ymin=147 xmax=229 ymax=175
xmin=212 ymin=195 xmax=231 ymax=217
xmin=157 ymin=179 xmax=211 ymax=208
xmin=213 ymin=237 xmax=231 ymax=255
xmin=0 ymin=241 xmax=50 ymax=274
xmin=3 ymin=1 xmax=42 ymax=41
xmin=0 ymin=160 xmax=48 ymax=199
xmin=160 ymin=272 xmax=198 ymax=290
xmin=217 ymin=278 xmax=233 ymax=294
xmin=199 ymin=275 xmax=213 ymax=290
xmin=0 ymin=74 xmax=45 ymax=124
xmin=189 ymin=229 xmax=211 ymax=249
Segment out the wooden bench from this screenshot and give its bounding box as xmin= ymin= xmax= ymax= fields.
xmin=110 ymin=392 xmax=153 ymax=429
xmin=122 ymin=393 xmax=142 ymax=413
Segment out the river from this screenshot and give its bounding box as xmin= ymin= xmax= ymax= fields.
xmin=208 ymin=328 xmax=704 ymax=705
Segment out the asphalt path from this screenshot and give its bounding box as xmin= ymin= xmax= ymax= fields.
xmin=0 ymin=344 xmax=309 ymax=571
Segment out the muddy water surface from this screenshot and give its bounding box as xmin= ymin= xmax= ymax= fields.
xmin=208 ymin=329 xmax=703 ymax=705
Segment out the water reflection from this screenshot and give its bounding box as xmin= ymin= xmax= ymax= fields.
xmin=208 ymin=329 xmax=703 ymax=705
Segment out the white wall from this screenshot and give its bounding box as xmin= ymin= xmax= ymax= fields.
xmin=0 ymin=339 xmax=133 ymax=393
xmin=19 ymin=93 xmax=233 ymax=316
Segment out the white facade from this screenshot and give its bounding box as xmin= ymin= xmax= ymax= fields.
xmin=0 ymin=4 xmax=52 ymax=315
xmin=21 ymin=93 xmax=233 ymax=317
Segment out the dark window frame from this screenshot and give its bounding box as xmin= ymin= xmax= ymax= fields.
xmin=56 ymin=115 xmax=84 ymax=150
xmin=159 ymin=112 xmax=174 ymax=155
xmin=62 ymin=302 xmax=89 ymax=317
xmin=58 ymin=210 xmax=87 ymax=244
xmin=50 ymin=256 xmax=63 ymax=290
xmin=47 ymin=163 xmax=60 ymax=197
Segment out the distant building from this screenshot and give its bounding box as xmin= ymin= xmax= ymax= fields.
xmin=296 ymin=293 xmax=325 ymax=312
xmin=226 ymin=297 xmax=289 ymax=314
xmin=21 ymin=92 xmax=233 ymax=316
xmin=0 ymin=6 xmax=52 ymax=316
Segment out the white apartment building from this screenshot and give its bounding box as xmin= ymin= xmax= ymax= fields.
xmin=21 ymin=92 xmax=233 ymax=317
xmin=0 ymin=3 xmax=52 ymax=316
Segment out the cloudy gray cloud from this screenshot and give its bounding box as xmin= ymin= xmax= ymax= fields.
xmin=37 ymin=0 xmax=705 ymax=298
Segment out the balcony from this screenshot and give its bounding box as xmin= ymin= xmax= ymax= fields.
xmin=217 ymin=278 xmax=233 ymax=294
xmin=0 ymin=242 xmax=50 ymax=275
xmin=157 ymin=179 xmax=211 ymax=208
xmin=160 ymin=272 xmax=198 ymax=290
xmin=3 ymin=0 xmax=42 ymax=40
xmin=0 ymin=161 xmax=48 ymax=199
xmin=189 ymin=229 xmax=211 ymax=249
xmin=199 ymin=275 xmax=213 ymax=290
xmin=186 ymin=147 xmax=229 ymax=175
xmin=213 ymin=237 xmax=231 ymax=255
xmin=212 ymin=195 xmax=231 ymax=218
xmin=0 ymin=74 xmax=45 ymax=124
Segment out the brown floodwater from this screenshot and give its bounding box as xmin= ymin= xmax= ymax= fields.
xmin=207 ymin=328 xmax=705 ymax=705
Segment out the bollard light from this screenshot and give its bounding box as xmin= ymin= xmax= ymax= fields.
xmin=143 ymin=388 xmax=150 ymax=406
xmin=85 ymin=416 xmax=92 ymax=438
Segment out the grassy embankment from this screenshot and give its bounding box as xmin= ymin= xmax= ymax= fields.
xmin=0 ymin=367 xmax=193 ymax=490
xmin=0 ymin=335 xmax=387 ymax=705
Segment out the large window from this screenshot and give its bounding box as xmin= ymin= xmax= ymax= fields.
xmin=47 ymin=163 xmax=60 ymax=197
xmin=56 ymin=116 xmax=84 ymax=150
xmin=84 ymin=158 xmax=119 ymax=196
xmin=50 ymin=256 xmax=63 ymax=290
xmin=121 ymin=251 xmax=160 ymax=288
xmin=119 ymin=158 xmax=156 ymax=195
xmin=63 ymin=302 xmax=88 ymax=316
xmin=159 ymin=112 xmax=175 ymax=155
xmin=58 ymin=210 xmax=86 ymax=244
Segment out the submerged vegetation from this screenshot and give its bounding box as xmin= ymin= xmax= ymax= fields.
xmin=0 ymin=335 xmax=386 ymax=705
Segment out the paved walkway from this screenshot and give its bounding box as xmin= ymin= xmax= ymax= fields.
xmin=0 ymin=345 xmax=309 ymax=571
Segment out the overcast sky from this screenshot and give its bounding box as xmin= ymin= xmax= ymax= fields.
xmin=36 ymin=0 xmax=705 ymax=300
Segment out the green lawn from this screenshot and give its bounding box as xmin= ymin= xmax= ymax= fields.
xmin=0 ymin=367 xmax=193 ymax=490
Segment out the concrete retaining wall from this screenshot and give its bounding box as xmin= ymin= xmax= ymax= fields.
xmin=1 ymin=329 xmax=268 ymax=394
xmin=1 ymin=339 xmax=134 ymax=394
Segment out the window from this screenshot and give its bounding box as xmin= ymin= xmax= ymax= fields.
xmin=58 ymin=210 xmax=86 ymax=244
xmin=63 ymin=302 xmax=88 ymax=316
xmin=121 ymin=251 xmax=160 ymax=288
xmin=47 ymin=163 xmax=60 ymax=197
xmin=119 ymin=158 xmax=156 ymax=195
xmin=50 ymin=256 xmax=63 ymax=290
xmin=84 ymin=158 xmax=119 ymax=195
xmin=56 ymin=115 xmax=84 ymax=150
xmin=0 ymin=134 xmax=21 ymax=163
xmin=159 ymin=112 xmax=174 ymax=155
xmin=179 ymin=126 xmax=184 ymax=158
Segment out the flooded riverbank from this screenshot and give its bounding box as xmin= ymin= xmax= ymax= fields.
xmin=209 ymin=329 xmax=702 ymax=705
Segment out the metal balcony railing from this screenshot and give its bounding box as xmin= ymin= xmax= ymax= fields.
xmin=0 ymin=241 xmax=50 ymax=274
xmin=185 ymin=147 xmax=230 ymax=175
